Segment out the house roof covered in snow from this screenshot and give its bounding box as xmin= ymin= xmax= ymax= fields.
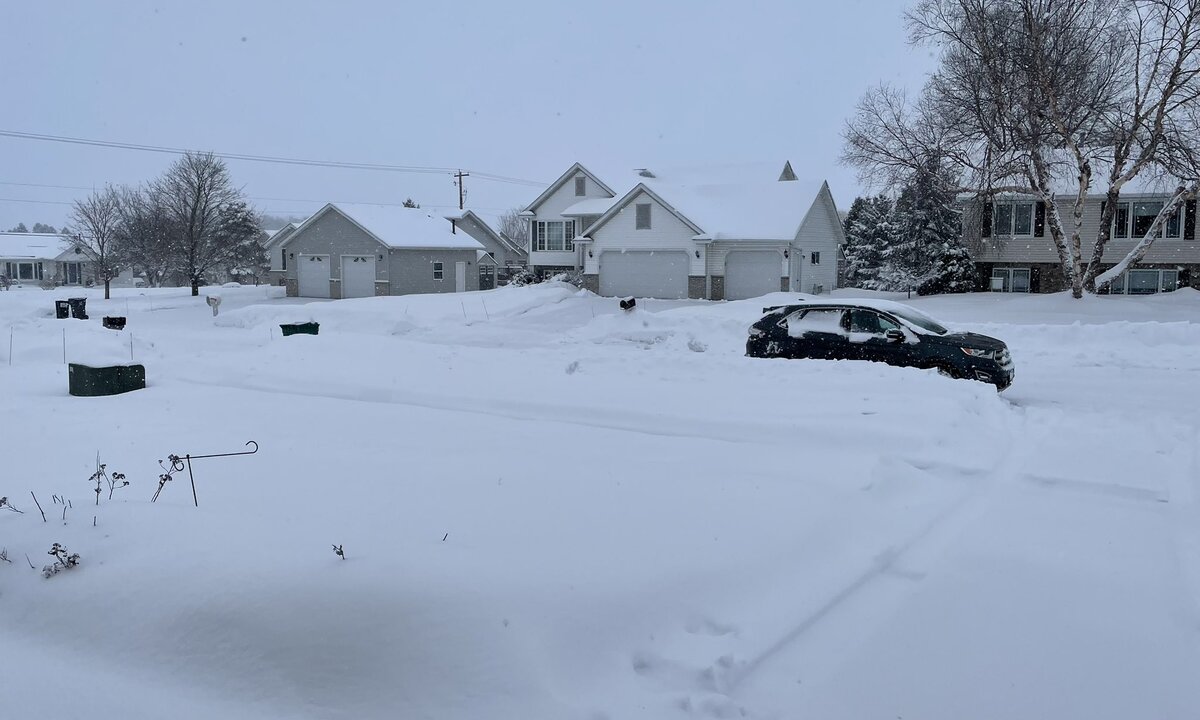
xmin=0 ymin=232 xmax=72 ymax=260
xmin=288 ymin=204 xmax=483 ymax=250
xmin=443 ymin=209 xmax=525 ymax=255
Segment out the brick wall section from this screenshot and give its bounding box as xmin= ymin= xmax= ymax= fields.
xmin=688 ymin=276 xmax=706 ymax=299
xmin=582 ymin=274 xmax=599 ymax=294
xmin=780 ymin=277 xmax=790 ymax=292
xmin=285 ymin=278 xmax=298 ymax=297
xmin=710 ymin=276 xmax=725 ymax=301
xmin=375 ymin=281 xmax=389 ymax=296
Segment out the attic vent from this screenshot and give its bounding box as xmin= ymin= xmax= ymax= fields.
xmin=635 ymin=168 xmax=656 ymax=178
xmin=779 ymin=161 xmax=797 ymax=182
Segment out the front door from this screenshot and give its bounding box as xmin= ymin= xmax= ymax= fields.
xmin=455 ymin=261 xmax=467 ymax=292
xmin=478 ymin=264 xmax=495 ymax=290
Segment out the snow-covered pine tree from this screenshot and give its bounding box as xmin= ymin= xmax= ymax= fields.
xmin=918 ymin=241 xmax=977 ymax=295
xmin=842 ymin=194 xmax=892 ymax=289
xmin=882 ymin=164 xmax=963 ymax=292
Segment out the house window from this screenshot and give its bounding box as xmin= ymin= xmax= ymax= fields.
xmin=574 ymin=176 xmax=586 ymax=196
xmin=990 ymin=267 xmax=1031 ymax=292
xmin=1111 ymin=201 xmax=1182 ymax=239
xmin=533 ymin=221 xmax=576 ymax=252
xmin=635 ymin=203 xmax=651 ymax=230
xmin=433 ymin=262 xmax=444 ymax=280
xmin=810 ymin=251 xmax=821 ymax=265
xmin=993 ymin=201 xmax=1035 ymax=236
xmin=13 ymin=262 xmax=41 ymax=281
xmin=1105 ymin=268 xmax=1178 ymax=294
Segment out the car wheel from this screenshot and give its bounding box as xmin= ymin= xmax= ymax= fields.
xmin=936 ymin=364 xmax=961 ymax=380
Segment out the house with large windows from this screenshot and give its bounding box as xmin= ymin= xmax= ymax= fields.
xmin=519 ymin=161 xmax=844 ymax=300
xmin=0 ymin=231 xmax=136 ymax=288
xmin=964 ymin=183 xmax=1199 ymax=294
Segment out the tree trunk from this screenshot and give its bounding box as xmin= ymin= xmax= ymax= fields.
xmin=104 ymin=279 xmax=111 ymax=300
xmin=191 ymin=278 xmax=200 ymax=296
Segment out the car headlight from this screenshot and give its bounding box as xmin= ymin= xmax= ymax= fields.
xmin=961 ymin=347 xmax=995 ymax=359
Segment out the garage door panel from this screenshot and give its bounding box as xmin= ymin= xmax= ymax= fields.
xmin=599 ymin=251 xmax=689 ymax=299
xmin=298 ymin=254 xmax=330 ymax=298
xmin=341 ymin=256 xmax=376 ymax=298
xmin=725 ymin=250 xmax=781 ymax=300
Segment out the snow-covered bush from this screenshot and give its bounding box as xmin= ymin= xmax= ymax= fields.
xmin=549 ymin=270 xmax=585 ymax=288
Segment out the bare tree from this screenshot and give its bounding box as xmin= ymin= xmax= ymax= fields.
xmin=844 ymin=0 xmax=1200 ymax=298
xmin=115 ymin=186 xmax=176 ymax=288
xmin=155 ymin=152 xmax=243 ymax=296
xmin=498 ymin=206 xmax=529 ymax=247
xmin=70 ymin=185 xmax=124 ymax=299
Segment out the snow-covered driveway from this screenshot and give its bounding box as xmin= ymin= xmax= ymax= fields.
xmin=2 ymin=284 xmax=1199 ymax=719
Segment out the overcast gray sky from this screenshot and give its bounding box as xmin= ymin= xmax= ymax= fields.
xmin=0 ymin=0 xmax=933 ymax=231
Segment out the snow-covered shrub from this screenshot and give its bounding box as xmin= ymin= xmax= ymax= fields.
xmin=549 ymin=270 xmax=585 ymax=288
xmin=507 ymin=269 xmax=538 ymax=287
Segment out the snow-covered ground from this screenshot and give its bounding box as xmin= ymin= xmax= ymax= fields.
xmin=2 ymin=282 xmax=1199 ymax=719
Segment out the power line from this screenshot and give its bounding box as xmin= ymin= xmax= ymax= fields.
xmin=0 ymin=197 xmax=74 ymax=206
xmin=0 ymin=129 xmax=546 ymax=187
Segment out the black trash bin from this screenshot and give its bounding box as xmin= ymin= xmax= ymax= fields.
xmin=55 ymin=300 xmax=71 ymax=319
xmin=280 ymin=322 xmax=319 ymax=336
xmin=102 ymin=316 xmax=127 ymax=331
xmin=67 ymin=297 xmax=88 ymax=320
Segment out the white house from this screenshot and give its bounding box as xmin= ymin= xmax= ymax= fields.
xmin=520 ymin=162 xmax=845 ymax=300
xmin=0 ymin=231 xmax=138 ymax=288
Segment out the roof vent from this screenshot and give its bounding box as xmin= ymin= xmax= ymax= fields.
xmin=635 ymin=168 xmax=656 ymax=178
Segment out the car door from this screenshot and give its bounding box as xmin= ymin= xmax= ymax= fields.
xmin=784 ymin=308 xmax=850 ymax=360
xmin=847 ymin=309 xmax=911 ymax=366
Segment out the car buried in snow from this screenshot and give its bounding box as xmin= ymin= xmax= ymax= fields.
xmin=745 ymin=299 xmax=1014 ymax=390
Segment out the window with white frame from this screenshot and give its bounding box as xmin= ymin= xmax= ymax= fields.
xmin=1104 ymin=268 xmax=1178 ymax=294
xmin=574 ymin=176 xmax=586 ymax=196
xmin=1110 ymin=200 xmax=1182 ymax=239
xmin=993 ymin=201 xmax=1035 ymax=236
xmin=991 ymin=267 xmax=1031 ymax=292
xmin=533 ymin=220 xmax=576 ymax=252
xmin=433 ymin=261 xmax=444 ymax=280
xmin=635 ymin=203 xmax=651 ymax=230
xmin=5 ymin=261 xmax=43 ymax=281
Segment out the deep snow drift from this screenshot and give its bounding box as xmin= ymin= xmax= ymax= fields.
xmin=2 ymin=283 xmax=1199 ymax=719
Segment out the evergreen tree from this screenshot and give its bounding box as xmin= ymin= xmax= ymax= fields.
xmin=918 ymin=241 xmax=978 ymax=295
xmin=31 ymin=223 xmax=57 ymax=234
xmin=881 ymin=163 xmax=965 ymax=292
xmin=8 ymin=223 xmax=28 ymax=233
xmin=402 ymin=197 xmax=420 ymax=208
xmin=842 ymin=194 xmax=892 ymax=289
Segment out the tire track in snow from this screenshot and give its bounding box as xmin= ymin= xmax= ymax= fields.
xmin=722 ymin=406 xmax=1040 ymax=700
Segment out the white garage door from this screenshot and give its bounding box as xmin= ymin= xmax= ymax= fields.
xmin=341 ymin=255 xmax=376 ymax=298
xmin=599 ymin=251 xmax=689 ymax=299
xmin=297 ymin=254 xmax=330 ymax=298
xmin=724 ymin=250 xmax=781 ymax=300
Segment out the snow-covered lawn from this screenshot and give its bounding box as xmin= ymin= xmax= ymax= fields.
xmin=2 ymin=283 xmax=1199 ymax=719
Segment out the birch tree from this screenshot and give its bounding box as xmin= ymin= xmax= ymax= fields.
xmin=843 ymin=0 xmax=1200 ymax=298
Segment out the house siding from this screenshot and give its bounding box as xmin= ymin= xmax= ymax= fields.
xmin=584 ymin=190 xmax=705 ymax=277
xmin=791 ymin=188 xmax=842 ymax=293
xmin=282 ymin=211 xmax=387 ymax=292
xmin=453 ymin=215 xmax=526 ymax=268
xmin=387 ymin=249 xmax=480 ymax=295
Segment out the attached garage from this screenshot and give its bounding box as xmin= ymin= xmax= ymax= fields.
xmin=297 ymin=254 xmax=331 ymax=298
xmin=341 ymin=255 xmax=376 ymax=298
xmin=599 ymin=250 xmax=689 ymax=299
xmin=724 ymin=250 xmax=782 ymax=300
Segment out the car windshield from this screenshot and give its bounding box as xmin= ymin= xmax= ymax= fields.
xmin=885 ymin=306 xmax=948 ymax=335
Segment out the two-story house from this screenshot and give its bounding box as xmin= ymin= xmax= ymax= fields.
xmin=519 ymin=162 xmax=845 ymax=300
xmin=964 ymin=182 xmax=1199 ymax=294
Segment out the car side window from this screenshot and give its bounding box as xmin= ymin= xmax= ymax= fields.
xmin=849 ymin=309 xmax=901 ymax=335
xmin=787 ymin=309 xmax=846 ymax=338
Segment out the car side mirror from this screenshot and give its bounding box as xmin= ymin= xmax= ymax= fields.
xmin=885 ymin=329 xmax=906 ymax=343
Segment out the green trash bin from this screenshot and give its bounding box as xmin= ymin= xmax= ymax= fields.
xmin=68 ymin=363 xmax=146 ymax=397
xmin=280 ymin=322 xmax=319 ymax=336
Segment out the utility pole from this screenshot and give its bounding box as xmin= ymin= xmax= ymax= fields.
xmin=454 ymin=170 xmax=470 ymax=210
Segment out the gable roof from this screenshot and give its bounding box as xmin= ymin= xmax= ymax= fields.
xmin=522 ymin=162 xmax=617 ymax=213
xmin=287 ymin=204 xmax=483 ymax=250
xmin=444 ymin=209 xmax=526 ymax=255
xmin=263 ymin=222 xmax=299 ymax=250
xmin=0 ymin=232 xmax=71 ymax=260
xmin=582 ymin=183 xmax=705 ymax=237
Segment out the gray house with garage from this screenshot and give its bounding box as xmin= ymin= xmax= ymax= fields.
xmin=519 ymin=162 xmax=845 ymax=300
xmin=280 ymin=204 xmax=485 ymax=298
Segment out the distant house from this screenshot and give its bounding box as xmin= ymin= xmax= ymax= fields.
xmin=444 ymin=209 xmax=527 ymax=288
xmin=281 ymin=204 xmax=485 ymax=298
xmin=519 ymin=162 xmax=845 ymax=299
xmin=963 ymin=177 xmax=1199 ymax=293
xmin=0 ymin=231 xmax=137 ymax=288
